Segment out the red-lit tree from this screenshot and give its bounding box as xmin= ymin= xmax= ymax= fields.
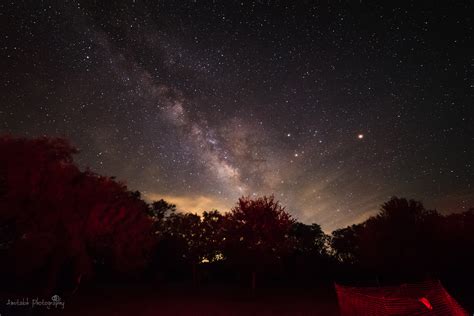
xmin=0 ymin=136 xmax=155 ymax=295
xmin=222 ymin=195 xmax=295 ymax=290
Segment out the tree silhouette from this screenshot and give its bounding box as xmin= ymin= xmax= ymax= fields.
xmin=149 ymin=199 xmax=177 ymax=221
xmin=222 ymin=195 xmax=295 ymax=290
xmin=290 ymin=222 xmax=328 ymax=257
xmin=331 ymin=197 xmax=446 ymax=280
xmin=331 ymin=224 xmax=361 ymax=264
xmin=152 ymin=209 xmax=224 ymax=284
xmin=378 ymin=197 xmax=426 ymax=221
xmin=0 ymin=136 xmax=155 ymax=295
xmin=200 ymin=210 xmax=225 ymax=264
xmin=3 ymin=134 xmax=474 ymax=301
xmin=287 ymin=222 xmax=331 ymax=279
xmin=438 ymin=208 xmax=474 ymax=281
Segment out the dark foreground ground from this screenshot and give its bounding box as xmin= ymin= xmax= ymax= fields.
xmin=2 ymin=283 xmax=340 ymax=316
xmin=2 ymin=281 xmax=472 ymax=315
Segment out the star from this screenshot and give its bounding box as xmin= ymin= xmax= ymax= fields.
xmin=1 ymin=1 xmax=472 ymax=233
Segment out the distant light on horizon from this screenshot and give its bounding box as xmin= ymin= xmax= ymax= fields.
xmin=2 ymin=1 xmax=472 ymax=232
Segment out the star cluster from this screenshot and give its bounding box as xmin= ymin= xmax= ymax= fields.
xmin=1 ymin=1 xmax=473 ymax=231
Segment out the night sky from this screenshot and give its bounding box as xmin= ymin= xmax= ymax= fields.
xmin=1 ymin=1 xmax=473 ymax=231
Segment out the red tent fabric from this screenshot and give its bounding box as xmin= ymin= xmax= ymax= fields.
xmin=335 ymin=280 xmax=468 ymax=315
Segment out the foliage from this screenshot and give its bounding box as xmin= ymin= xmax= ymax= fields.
xmin=0 ymin=136 xmax=155 ymax=294
xmin=222 ymin=195 xmax=295 ymax=266
xmin=330 ymin=196 xmax=474 ymax=281
xmin=1 ymin=136 xmax=474 ymax=293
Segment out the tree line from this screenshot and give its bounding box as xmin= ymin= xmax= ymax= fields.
xmin=0 ymin=136 xmax=473 ymax=297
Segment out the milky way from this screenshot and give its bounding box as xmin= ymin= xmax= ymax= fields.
xmin=1 ymin=1 xmax=473 ymax=231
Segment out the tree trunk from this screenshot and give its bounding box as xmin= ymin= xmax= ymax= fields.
xmin=44 ymin=249 xmax=63 ymax=296
xmin=192 ymin=263 xmax=197 ymax=286
xmin=251 ymin=271 xmax=256 ymax=293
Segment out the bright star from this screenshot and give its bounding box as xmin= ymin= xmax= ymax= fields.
xmin=358 ymin=134 xmax=364 ymax=139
